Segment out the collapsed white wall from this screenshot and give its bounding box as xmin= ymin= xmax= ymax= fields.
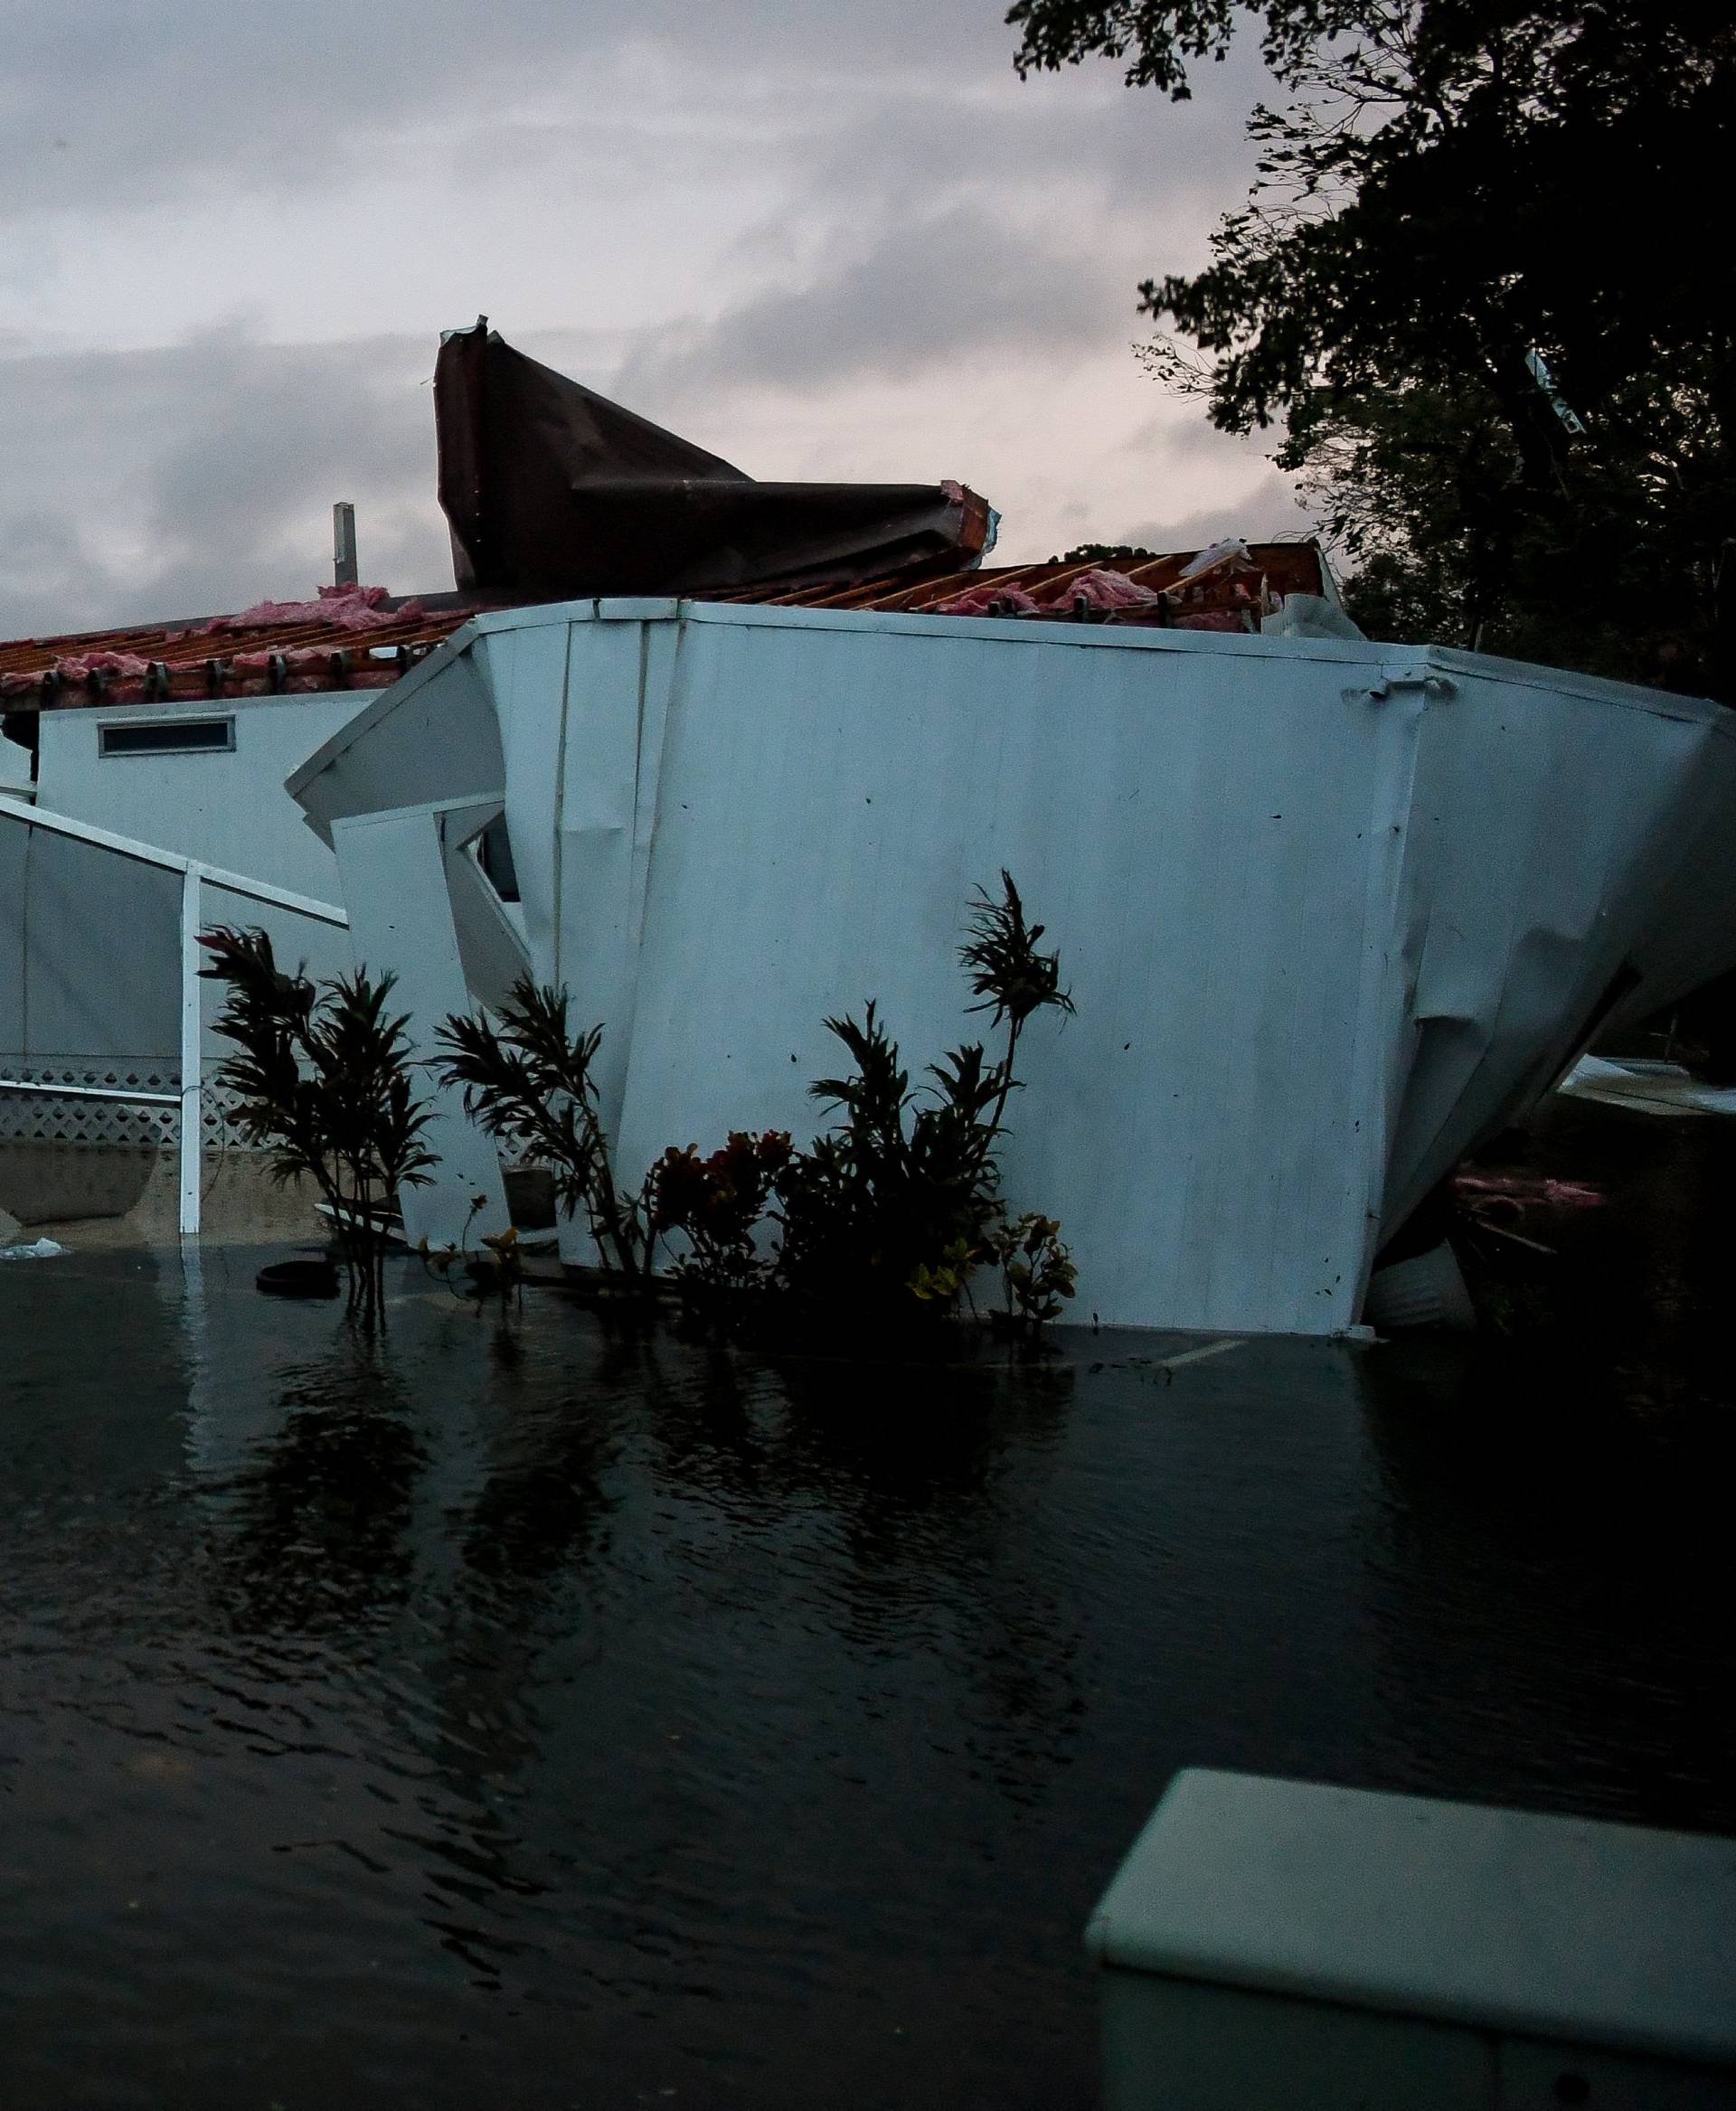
xmin=289 ymin=600 xmax=1736 ymax=1334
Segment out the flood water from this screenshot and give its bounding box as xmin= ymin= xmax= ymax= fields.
xmin=2 ymin=1100 xmax=1732 ymax=2109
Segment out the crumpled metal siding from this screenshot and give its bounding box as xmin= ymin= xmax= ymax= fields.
xmin=1375 ymin=659 xmax=1736 ymax=1238
xmin=288 ymin=621 xmax=505 ymax=844
xmin=289 ymin=600 xmax=1736 ymax=1335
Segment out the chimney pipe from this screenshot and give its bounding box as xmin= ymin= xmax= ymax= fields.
xmin=333 ymin=501 xmax=358 ymax=589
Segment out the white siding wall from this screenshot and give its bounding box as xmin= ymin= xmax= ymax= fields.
xmin=35 ymin=692 xmax=360 ymax=898
xmin=290 ymin=601 xmax=1736 ymax=1334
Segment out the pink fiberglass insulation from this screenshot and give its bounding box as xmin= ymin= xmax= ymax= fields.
xmin=1037 ymin=568 xmax=1164 ymax=611
xmin=1454 ymin=1170 xmax=1605 ymax=1209
xmin=208 ymin=585 xmax=423 ymax=634
xmin=59 ymin=650 xmax=154 ymax=677
xmin=227 ymin=646 xmax=353 ymax=671
xmin=3 ymin=651 xmax=155 ymax=692
xmin=1175 ymin=536 xmax=1255 ymax=584
xmin=934 ymin=583 xmax=1042 ymax=617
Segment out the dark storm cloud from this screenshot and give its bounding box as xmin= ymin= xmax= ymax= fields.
xmin=793 ymin=42 xmax=1267 ymax=221
xmin=5 ymin=0 xmax=1264 ymax=240
xmin=606 ymin=25 xmax=1268 ymax=411
xmin=0 ymin=2 xmax=1290 ymax=632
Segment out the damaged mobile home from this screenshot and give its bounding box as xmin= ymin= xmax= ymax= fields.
xmin=8 ymin=319 xmax=1736 ymax=1330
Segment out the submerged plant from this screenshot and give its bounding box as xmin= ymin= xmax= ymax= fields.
xmin=198 ymin=925 xmax=439 ymax=1315
xmin=429 ymin=874 xmax=1078 ymax=1343
xmin=986 ymin=1212 xmax=1077 ymax=1342
xmin=433 ymin=978 xmax=654 ymax=1279
xmin=771 ymin=1003 xmax=1006 ymax=1323
xmin=770 ymin=872 xmax=1076 ymax=1330
xmin=648 ymin=1130 xmax=792 ymax=1301
xmin=419 ymin=1193 xmax=526 ymax=1311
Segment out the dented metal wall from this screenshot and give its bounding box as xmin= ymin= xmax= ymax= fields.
xmin=290 ymin=601 xmax=1736 ymax=1334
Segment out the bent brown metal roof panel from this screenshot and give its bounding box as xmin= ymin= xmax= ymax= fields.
xmin=434 ymin=321 xmax=993 ymax=601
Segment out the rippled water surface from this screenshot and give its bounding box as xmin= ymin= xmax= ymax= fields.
xmin=3 ymin=1102 xmax=1732 ymax=2108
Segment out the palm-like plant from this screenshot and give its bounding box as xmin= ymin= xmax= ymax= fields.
xmin=433 ymin=977 xmax=652 ymax=1277
xmin=427 ymin=875 xmax=1077 ymax=1339
xmin=958 ymin=869 xmax=1074 ymax=1136
xmin=773 ymin=874 xmax=1075 ymax=1324
xmin=199 ymin=926 xmax=439 ymax=1314
xmin=773 ymin=1004 xmax=1007 ymax=1320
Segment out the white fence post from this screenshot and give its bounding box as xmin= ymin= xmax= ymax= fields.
xmin=179 ymin=863 xmax=202 ymax=1239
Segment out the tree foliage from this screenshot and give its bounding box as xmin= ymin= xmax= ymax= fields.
xmin=1009 ymin=0 xmax=1736 ymax=686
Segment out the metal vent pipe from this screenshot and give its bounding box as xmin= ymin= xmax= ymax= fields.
xmin=333 ymin=502 xmax=358 ymax=589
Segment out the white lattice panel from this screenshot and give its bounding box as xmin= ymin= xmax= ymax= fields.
xmin=0 ymin=1064 xmax=251 ymax=1147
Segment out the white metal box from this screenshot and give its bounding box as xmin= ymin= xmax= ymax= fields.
xmin=1088 ymin=1771 xmax=1736 ymax=2110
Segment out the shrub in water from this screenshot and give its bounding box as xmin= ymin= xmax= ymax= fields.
xmin=198 ymin=926 xmax=438 ymax=1316
xmin=430 ymin=874 xmax=1077 ymax=1339
xmin=770 ymin=873 xmax=1076 ymax=1331
xmin=434 ymin=978 xmax=656 ymax=1281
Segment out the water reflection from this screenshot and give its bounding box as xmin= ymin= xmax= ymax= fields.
xmin=1354 ymin=1334 xmax=1736 ymax=1829
xmin=458 ymin=1396 xmax=616 ymax=1585
xmin=206 ymin=1350 xmax=426 ymax=1634
xmin=3 ymin=1220 xmax=1732 ymax=2111
xmin=638 ymin=1343 xmax=1093 ymax=1814
xmin=638 ymin=1336 xmax=1075 ymax=1540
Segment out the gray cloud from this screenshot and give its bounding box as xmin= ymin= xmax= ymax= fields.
xmin=0 ymin=333 xmax=450 ymax=634
xmin=1 ymin=2 xmax=1029 ymax=221
xmin=0 ymin=321 xmax=1312 ymax=638
xmin=1121 ymin=470 xmax=1316 ymax=555
xmin=621 ymin=203 xmax=1137 ymax=404
xmin=0 ymin=1 xmax=1282 ymax=633
xmin=793 ymin=42 xmax=1269 ymax=225
xmin=4 ymin=0 xmax=1269 ymax=285
xmin=1139 ymin=412 xmax=1282 ymax=462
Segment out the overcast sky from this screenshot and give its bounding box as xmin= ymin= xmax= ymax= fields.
xmin=1 ymin=0 xmax=1308 ymax=636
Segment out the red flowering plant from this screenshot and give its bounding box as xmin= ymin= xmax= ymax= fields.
xmin=650 ymin=1130 xmax=792 ymax=1299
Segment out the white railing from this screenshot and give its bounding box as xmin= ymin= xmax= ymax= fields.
xmin=0 ymin=796 xmax=348 ymax=1238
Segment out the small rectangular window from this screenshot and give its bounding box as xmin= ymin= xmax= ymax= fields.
xmin=99 ymin=717 xmax=235 ymax=758
xmin=476 ymin=815 xmax=521 ymax=903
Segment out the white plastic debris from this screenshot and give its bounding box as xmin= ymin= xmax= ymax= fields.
xmin=1260 ymin=592 xmax=1368 ymax=642
xmin=1362 ymin=1239 xmax=1477 ymax=1330
xmin=1175 ymin=535 xmax=1253 ymax=581
xmin=1558 ymin=1054 xmax=1736 ymax=1117
xmin=1 ymin=1237 xmax=68 ymax=1259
